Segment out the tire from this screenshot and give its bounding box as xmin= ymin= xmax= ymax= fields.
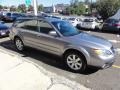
xmin=95 ymin=26 xmax=99 ymax=30
xmin=101 ymin=28 xmax=105 ymax=32
xmin=14 ymin=37 xmax=24 ymax=51
xmin=64 ymin=51 xmax=87 ymax=73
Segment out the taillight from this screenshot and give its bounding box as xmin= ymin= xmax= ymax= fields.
xmin=114 ymin=24 xmax=120 ymax=26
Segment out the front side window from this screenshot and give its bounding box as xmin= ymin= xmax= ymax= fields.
xmin=38 ymin=20 xmax=54 ymax=34
xmin=52 ymin=21 xmax=81 ymax=36
xmin=105 ymin=19 xmax=113 ymax=23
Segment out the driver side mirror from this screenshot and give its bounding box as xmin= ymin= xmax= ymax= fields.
xmin=49 ymin=31 xmax=58 ymax=37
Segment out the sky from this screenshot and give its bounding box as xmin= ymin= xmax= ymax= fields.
xmin=0 ymin=0 xmax=71 ymax=6
xmin=0 ymin=0 xmax=96 ymax=7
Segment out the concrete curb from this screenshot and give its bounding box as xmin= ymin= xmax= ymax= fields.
xmin=0 ymin=48 xmax=90 ymax=90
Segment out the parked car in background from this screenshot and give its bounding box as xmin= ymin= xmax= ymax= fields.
xmin=0 ymin=23 xmax=9 ymax=37
xmin=102 ymin=18 xmax=120 ymax=32
xmin=9 ymin=17 xmax=115 ymax=72
xmin=68 ymin=17 xmax=82 ymax=27
xmin=80 ymin=17 xmax=102 ymax=30
xmin=0 ymin=14 xmax=3 ymax=20
xmin=2 ymin=12 xmax=24 ymax=22
xmin=0 ymin=11 xmax=6 ymax=20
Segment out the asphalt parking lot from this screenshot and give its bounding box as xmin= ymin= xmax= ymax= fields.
xmin=0 ymin=23 xmax=120 ymax=90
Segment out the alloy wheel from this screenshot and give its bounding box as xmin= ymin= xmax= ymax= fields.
xmin=67 ymin=54 xmax=83 ymax=70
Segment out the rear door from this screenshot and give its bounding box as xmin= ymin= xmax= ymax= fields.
xmin=15 ymin=19 xmax=40 ymax=47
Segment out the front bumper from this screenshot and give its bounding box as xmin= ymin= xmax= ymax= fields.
xmin=101 ymin=59 xmax=115 ymax=69
xmin=88 ymin=48 xmax=116 ymax=69
xmin=89 ymin=55 xmax=115 ymax=69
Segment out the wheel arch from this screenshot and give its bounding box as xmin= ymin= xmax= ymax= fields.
xmin=63 ymin=48 xmax=89 ymax=64
xmin=14 ymin=35 xmax=24 ymax=44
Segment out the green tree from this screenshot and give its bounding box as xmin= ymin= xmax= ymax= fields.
xmin=10 ymin=5 xmax=16 ymax=11
xmin=38 ymin=4 xmax=43 ymax=11
xmin=0 ymin=5 xmax=3 ymax=10
xmin=96 ymin=0 xmax=120 ymax=20
xmin=77 ymin=2 xmax=86 ymax=15
xmin=68 ymin=1 xmax=87 ymax=15
xmin=70 ymin=7 xmax=75 ymax=14
xmin=28 ymin=5 xmax=33 ymax=11
xmin=17 ymin=4 xmax=26 ymax=13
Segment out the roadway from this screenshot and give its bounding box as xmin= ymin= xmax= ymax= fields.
xmin=0 ymin=23 xmax=120 ymax=90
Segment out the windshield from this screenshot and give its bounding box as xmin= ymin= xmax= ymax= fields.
xmin=52 ymin=21 xmax=80 ymax=36
xmin=84 ymin=19 xmax=94 ymax=22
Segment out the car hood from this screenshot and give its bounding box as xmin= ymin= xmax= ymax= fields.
xmin=65 ymin=32 xmax=112 ymax=49
xmin=0 ymin=24 xmax=8 ymax=30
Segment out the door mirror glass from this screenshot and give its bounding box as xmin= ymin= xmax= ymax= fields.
xmin=49 ymin=31 xmax=58 ymax=37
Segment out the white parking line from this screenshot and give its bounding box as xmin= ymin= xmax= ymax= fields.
xmin=109 ymin=40 xmax=120 ymax=43
xmin=87 ymin=31 xmax=91 ymax=33
xmin=116 ymin=35 xmax=120 ymax=37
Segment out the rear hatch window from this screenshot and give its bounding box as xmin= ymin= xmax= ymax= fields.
xmin=84 ymin=19 xmax=94 ymax=22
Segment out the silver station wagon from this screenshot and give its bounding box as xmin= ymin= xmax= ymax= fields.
xmin=9 ymin=17 xmax=116 ymax=72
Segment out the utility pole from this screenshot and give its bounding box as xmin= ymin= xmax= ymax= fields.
xmin=33 ymin=0 xmax=38 ymax=16
xmin=90 ymin=0 xmax=92 ymax=14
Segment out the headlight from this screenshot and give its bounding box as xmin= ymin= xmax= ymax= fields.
xmin=94 ymin=49 xmax=112 ymax=56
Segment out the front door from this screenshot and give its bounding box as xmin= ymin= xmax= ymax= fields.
xmin=36 ymin=20 xmax=64 ymax=55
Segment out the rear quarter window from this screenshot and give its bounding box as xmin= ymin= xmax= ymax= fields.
xmin=15 ymin=19 xmax=38 ymax=31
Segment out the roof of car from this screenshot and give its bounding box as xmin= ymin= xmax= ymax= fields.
xmin=45 ymin=17 xmax=64 ymax=22
xmin=17 ymin=16 xmax=64 ymax=22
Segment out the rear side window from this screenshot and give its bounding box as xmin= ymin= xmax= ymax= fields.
xmin=105 ymin=19 xmax=113 ymax=23
xmin=113 ymin=19 xmax=119 ymax=23
xmin=105 ymin=19 xmax=119 ymax=24
xmin=15 ymin=19 xmax=38 ymax=32
xmin=84 ymin=19 xmax=93 ymax=22
xmin=6 ymin=13 xmax=11 ymax=16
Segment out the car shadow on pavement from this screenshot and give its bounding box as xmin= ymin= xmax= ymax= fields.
xmin=0 ymin=39 xmax=99 ymax=75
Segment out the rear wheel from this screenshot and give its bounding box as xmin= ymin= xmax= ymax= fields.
xmin=95 ymin=26 xmax=100 ymax=31
xmin=64 ymin=52 xmax=87 ymax=73
xmin=14 ymin=37 xmax=24 ymax=51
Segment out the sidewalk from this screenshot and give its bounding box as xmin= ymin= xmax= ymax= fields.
xmin=0 ymin=49 xmax=90 ymax=90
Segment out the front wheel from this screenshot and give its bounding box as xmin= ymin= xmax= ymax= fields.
xmin=64 ymin=52 xmax=87 ymax=73
xmin=14 ymin=37 xmax=24 ymax=51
